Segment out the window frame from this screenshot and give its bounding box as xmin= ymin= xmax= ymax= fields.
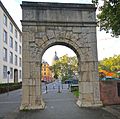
xmin=9 ymin=22 xmax=13 ymax=33
xmin=3 ymin=65 xmax=7 ymax=79
xmin=15 ymin=55 xmax=17 ymax=66
xmin=3 ymin=14 xmax=7 ymax=26
xmin=3 ymin=30 xmax=7 ymax=44
xmin=9 ymin=51 xmax=13 ymax=64
xmin=9 ymin=36 xmax=13 ymax=48
xmin=3 ymin=47 xmax=7 ymax=61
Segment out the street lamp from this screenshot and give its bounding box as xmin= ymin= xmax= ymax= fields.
xmin=7 ymin=71 xmax=10 ymax=96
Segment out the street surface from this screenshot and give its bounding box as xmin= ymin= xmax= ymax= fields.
xmin=0 ymin=81 xmax=119 ymax=119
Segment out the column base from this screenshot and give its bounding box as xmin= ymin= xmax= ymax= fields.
xmin=20 ymin=100 xmax=45 ymax=110
xmin=76 ymin=99 xmax=103 ymax=107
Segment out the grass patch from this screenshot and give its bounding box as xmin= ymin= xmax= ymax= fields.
xmin=73 ymin=90 xmax=79 ymax=98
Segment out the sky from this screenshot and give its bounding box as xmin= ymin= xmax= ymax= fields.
xmin=1 ymin=0 xmax=120 ymax=65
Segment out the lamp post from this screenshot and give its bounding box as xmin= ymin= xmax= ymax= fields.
xmin=7 ymin=71 xmax=10 ymax=96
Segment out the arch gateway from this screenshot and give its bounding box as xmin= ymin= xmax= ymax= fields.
xmin=20 ymin=1 xmax=103 ymax=110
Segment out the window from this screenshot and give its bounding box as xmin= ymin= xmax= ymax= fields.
xmin=19 ymin=70 xmax=22 ymax=79
xmin=15 ymin=29 xmax=17 ymax=38
xmin=9 ymin=36 xmax=13 ymax=48
xmin=19 ymin=57 xmax=22 ymax=67
xmin=9 ymin=52 xmax=13 ymax=64
xmin=19 ymin=45 xmax=21 ymax=54
xmin=3 ymin=48 xmax=7 ymax=61
xmin=3 ymin=14 xmax=7 ymax=26
xmin=3 ymin=66 xmax=7 ymax=79
xmin=10 ymin=67 xmax=13 ymax=79
xmin=44 ymin=72 xmax=46 ymax=75
xmin=3 ymin=30 xmax=7 ymax=44
xmin=19 ymin=34 xmax=22 ymax=42
xmin=9 ymin=22 xmax=13 ymax=33
xmin=15 ymin=55 xmax=17 ymax=66
xmin=15 ymin=41 xmax=17 ymax=52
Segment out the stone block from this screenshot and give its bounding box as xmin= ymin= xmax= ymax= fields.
xmin=92 ymin=71 xmax=99 ymax=81
xmin=82 ymin=93 xmax=93 ymax=102
xmin=22 ymin=50 xmax=30 ymax=62
xmin=22 ymin=41 xmax=29 ymax=50
xmin=87 ymin=32 xmax=96 ymax=43
xmin=73 ymin=27 xmax=82 ymax=33
xmin=29 ymin=86 xmax=36 ymax=97
xmin=29 ymin=79 xmax=36 ymax=86
xmin=93 ymin=82 xmax=101 ymax=101
xmin=82 ymin=11 xmax=95 ymax=22
xmin=37 ymin=26 xmax=46 ymax=32
xmin=80 ymin=62 xmax=89 ymax=72
xmin=22 ymin=62 xmax=30 ymax=79
xmin=21 ymin=85 xmax=29 ymax=104
xmin=46 ymin=30 xmax=55 ymax=39
xmin=22 ymin=78 xmax=29 ymax=86
xmin=82 ymin=82 xmax=93 ymax=93
xmin=71 ymin=33 xmax=79 ymax=41
xmin=29 ymin=95 xmax=36 ymax=106
xmin=65 ymin=31 xmax=72 ymax=39
xmin=23 ymin=9 xmax=36 ymax=21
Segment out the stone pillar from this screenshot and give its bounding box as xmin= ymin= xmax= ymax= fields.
xmin=76 ymin=63 xmax=103 ymax=107
xmin=77 ymin=47 xmax=103 ymax=107
xmin=20 ymin=32 xmax=45 ymax=110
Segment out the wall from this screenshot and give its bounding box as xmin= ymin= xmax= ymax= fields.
xmin=100 ymin=80 xmax=120 ymax=105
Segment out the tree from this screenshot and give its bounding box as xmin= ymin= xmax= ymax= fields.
xmin=92 ymin=0 xmax=120 ymax=37
xmin=51 ymin=55 xmax=78 ymax=82
xmin=98 ymin=54 xmax=120 ymax=72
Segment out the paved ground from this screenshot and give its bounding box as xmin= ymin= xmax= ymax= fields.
xmin=0 ymin=89 xmax=21 ymax=119
xmin=0 ymin=83 xmax=120 ymax=119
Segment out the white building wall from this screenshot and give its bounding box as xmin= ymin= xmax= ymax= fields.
xmin=0 ymin=2 xmax=22 ymax=83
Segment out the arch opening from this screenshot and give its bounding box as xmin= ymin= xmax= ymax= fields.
xmin=41 ymin=44 xmax=79 ymax=107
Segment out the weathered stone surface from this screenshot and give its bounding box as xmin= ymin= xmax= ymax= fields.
xmin=21 ymin=2 xmax=102 ymax=110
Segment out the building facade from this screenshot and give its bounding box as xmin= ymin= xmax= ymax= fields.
xmin=0 ymin=1 xmax=22 ymax=83
xmin=41 ymin=61 xmax=52 ymax=82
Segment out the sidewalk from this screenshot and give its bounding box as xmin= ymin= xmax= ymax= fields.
xmin=3 ymin=88 xmax=119 ymax=119
xmin=103 ymin=105 xmax=120 ymax=119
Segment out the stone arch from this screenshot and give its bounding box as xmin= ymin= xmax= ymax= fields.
xmin=40 ymin=40 xmax=81 ymax=81
xmin=20 ymin=1 xmax=103 ymax=110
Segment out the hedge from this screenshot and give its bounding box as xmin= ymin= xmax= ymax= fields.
xmin=0 ymin=82 xmax=22 ymax=94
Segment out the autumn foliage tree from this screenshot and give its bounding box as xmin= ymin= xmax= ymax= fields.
xmin=98 ymin=55 xmax=120 ymax=72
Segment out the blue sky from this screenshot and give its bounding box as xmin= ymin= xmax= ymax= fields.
xmin=1 ymin=0 xmax=120 ymax=65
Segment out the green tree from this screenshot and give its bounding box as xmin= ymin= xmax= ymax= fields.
xmin=92 ymin=0 xmax=120 ymax=37
xmin=51 ymin=55 xmax=78 ymax=82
